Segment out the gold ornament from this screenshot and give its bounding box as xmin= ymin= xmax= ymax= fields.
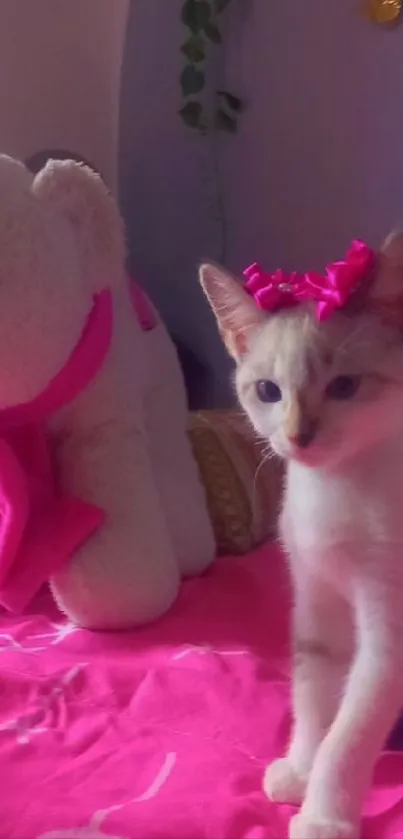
xmin=365 ymin=0 xmax=402 ymax=24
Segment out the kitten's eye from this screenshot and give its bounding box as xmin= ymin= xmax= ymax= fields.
xmin=256 ymin=379 xmax=282 ymax=403
xmin=325 ymin=375 xmax=361 ymax=400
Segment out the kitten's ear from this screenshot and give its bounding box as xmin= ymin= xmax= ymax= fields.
xmin=379 ymin=230 xmax=403 ymax=290
xmin=199 ymin=262 xmax=265 ymax=359
xmin=368 ymin=230 xmax=403 ymax=324
xmin=381 ymin=229 xmax=403 ymax=261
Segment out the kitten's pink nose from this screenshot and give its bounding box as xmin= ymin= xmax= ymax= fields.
xmin=289 ymin=427 xmax=316 ymax=448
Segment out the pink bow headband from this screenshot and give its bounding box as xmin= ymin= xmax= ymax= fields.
xmin=243 ymin=240 xmax=376 ymax=322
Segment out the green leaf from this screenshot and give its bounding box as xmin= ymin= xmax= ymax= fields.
xmin=181 ymin=0 xmax=211 ymax=33
xmin=215 ymin=108 xmax=237 ymax=133
xmin=217 ymin=90 xmax=243 ymax=112
xmin=181 ymin=64 xmax=205 ymax=96
xmin=181 ymin=0 xmax=198 ymax=30
xmin=203 ymin=21 xmax=222 ymax=43
xmin=215 ymin=0 xmax=232 ymax=12
xmin=180 ymin=34 xmax=206 ymax=63
xmin=195 ymin=1 xmax=212 ymax=27
xmin=179 ymin=101 xmax=204 ymax=129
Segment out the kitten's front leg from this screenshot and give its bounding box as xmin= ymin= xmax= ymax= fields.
xmin=264 ymin=568 xmax=353 ymax=805
xmin=291 ymin=581 xmax=403 ymax=839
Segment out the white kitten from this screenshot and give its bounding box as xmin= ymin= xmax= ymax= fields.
xmin=200 ymin=233 xmax=403 ymax=839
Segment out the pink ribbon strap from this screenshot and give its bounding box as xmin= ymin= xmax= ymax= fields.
xmin=244 ymin=240 xmax=376 ymax=322
xmin=0 ymin=276 xmax=160 ymax=613
xmin=0 ymin=290 xmax=113 ymax=611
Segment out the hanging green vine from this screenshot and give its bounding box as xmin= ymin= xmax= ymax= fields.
xmin=179 ymin=0 xmax=243 ymax=132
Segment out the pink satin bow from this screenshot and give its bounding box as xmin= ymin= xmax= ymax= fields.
xmin=243 ymin=240 xmax=375 ymax=322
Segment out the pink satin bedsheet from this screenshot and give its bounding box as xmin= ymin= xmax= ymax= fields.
xmin=0 ymin=543 xmax=401 ymax=839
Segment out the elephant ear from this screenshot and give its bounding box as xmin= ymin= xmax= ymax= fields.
xmin=32 ymin=159 xmax=126 ymax=290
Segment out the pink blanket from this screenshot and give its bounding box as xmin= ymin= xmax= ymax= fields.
xmin=0 ymin=543 xmax=402 ymax=839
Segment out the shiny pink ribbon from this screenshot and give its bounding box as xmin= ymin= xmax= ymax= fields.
xmin=243 ymin=240 xmax=375 ymax=322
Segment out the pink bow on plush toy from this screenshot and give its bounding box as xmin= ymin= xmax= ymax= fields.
xmin=0 ymin=282 xmax=157 ymax=614
xmin=0 ymin=290 xmax=112 ymax=613
xmin=244 ymin=240 xmax=376 ymax=321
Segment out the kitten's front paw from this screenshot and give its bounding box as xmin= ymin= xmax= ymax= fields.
xmin=289 ymin=813 xmax=358 ymax=839
xmin=263 ymin=758 xmax=307 ymax=804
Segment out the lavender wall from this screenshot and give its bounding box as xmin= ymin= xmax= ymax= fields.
xmin=0 ymin=0 xmax=128 ymax=194
xmin=120 ymin=0 xmax=403 ymax=405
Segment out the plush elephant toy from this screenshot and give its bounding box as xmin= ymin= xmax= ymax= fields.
xmin=0 ymin=154 xmax=215 ymax=629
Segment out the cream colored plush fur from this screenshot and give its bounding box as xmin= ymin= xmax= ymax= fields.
xmin=0 ymin=154 xmax=214 ymax=629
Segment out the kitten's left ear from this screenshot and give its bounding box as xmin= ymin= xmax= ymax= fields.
xmin=199 ymin=262 xmax=265 ymax=360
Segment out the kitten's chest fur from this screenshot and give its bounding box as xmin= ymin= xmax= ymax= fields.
xmin=282 ymin=443 xmax=403 ymax=569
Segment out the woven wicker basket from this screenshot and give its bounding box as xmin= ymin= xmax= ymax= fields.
xmin=188 ymin=409 xmax=283 ymax=555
